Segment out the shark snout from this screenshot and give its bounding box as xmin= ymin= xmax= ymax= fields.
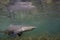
xmin=21 ymin=26 xmax=37 ymax=31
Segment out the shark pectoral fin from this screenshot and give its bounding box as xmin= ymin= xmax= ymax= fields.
xmin=17 ymin=32 xmax=23 ymax=37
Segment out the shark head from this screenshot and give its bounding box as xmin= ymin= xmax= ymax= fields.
xmin=17 ymin=26 xmax=37 ymax=32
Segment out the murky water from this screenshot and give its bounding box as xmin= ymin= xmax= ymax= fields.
xmin=0 ymin=13 xmax=60 ymax=36
xmin=0 ymin=3 xmax=60 ymax=38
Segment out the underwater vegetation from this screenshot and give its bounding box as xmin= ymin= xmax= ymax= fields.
xmin=0 ymin=32 xmax=60 ymax=40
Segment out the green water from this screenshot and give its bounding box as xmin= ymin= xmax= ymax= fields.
xmin=0 ymin=4 xmax=60 ymax=37
xmin=0 ymin=5 xmax=60 ymax=36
